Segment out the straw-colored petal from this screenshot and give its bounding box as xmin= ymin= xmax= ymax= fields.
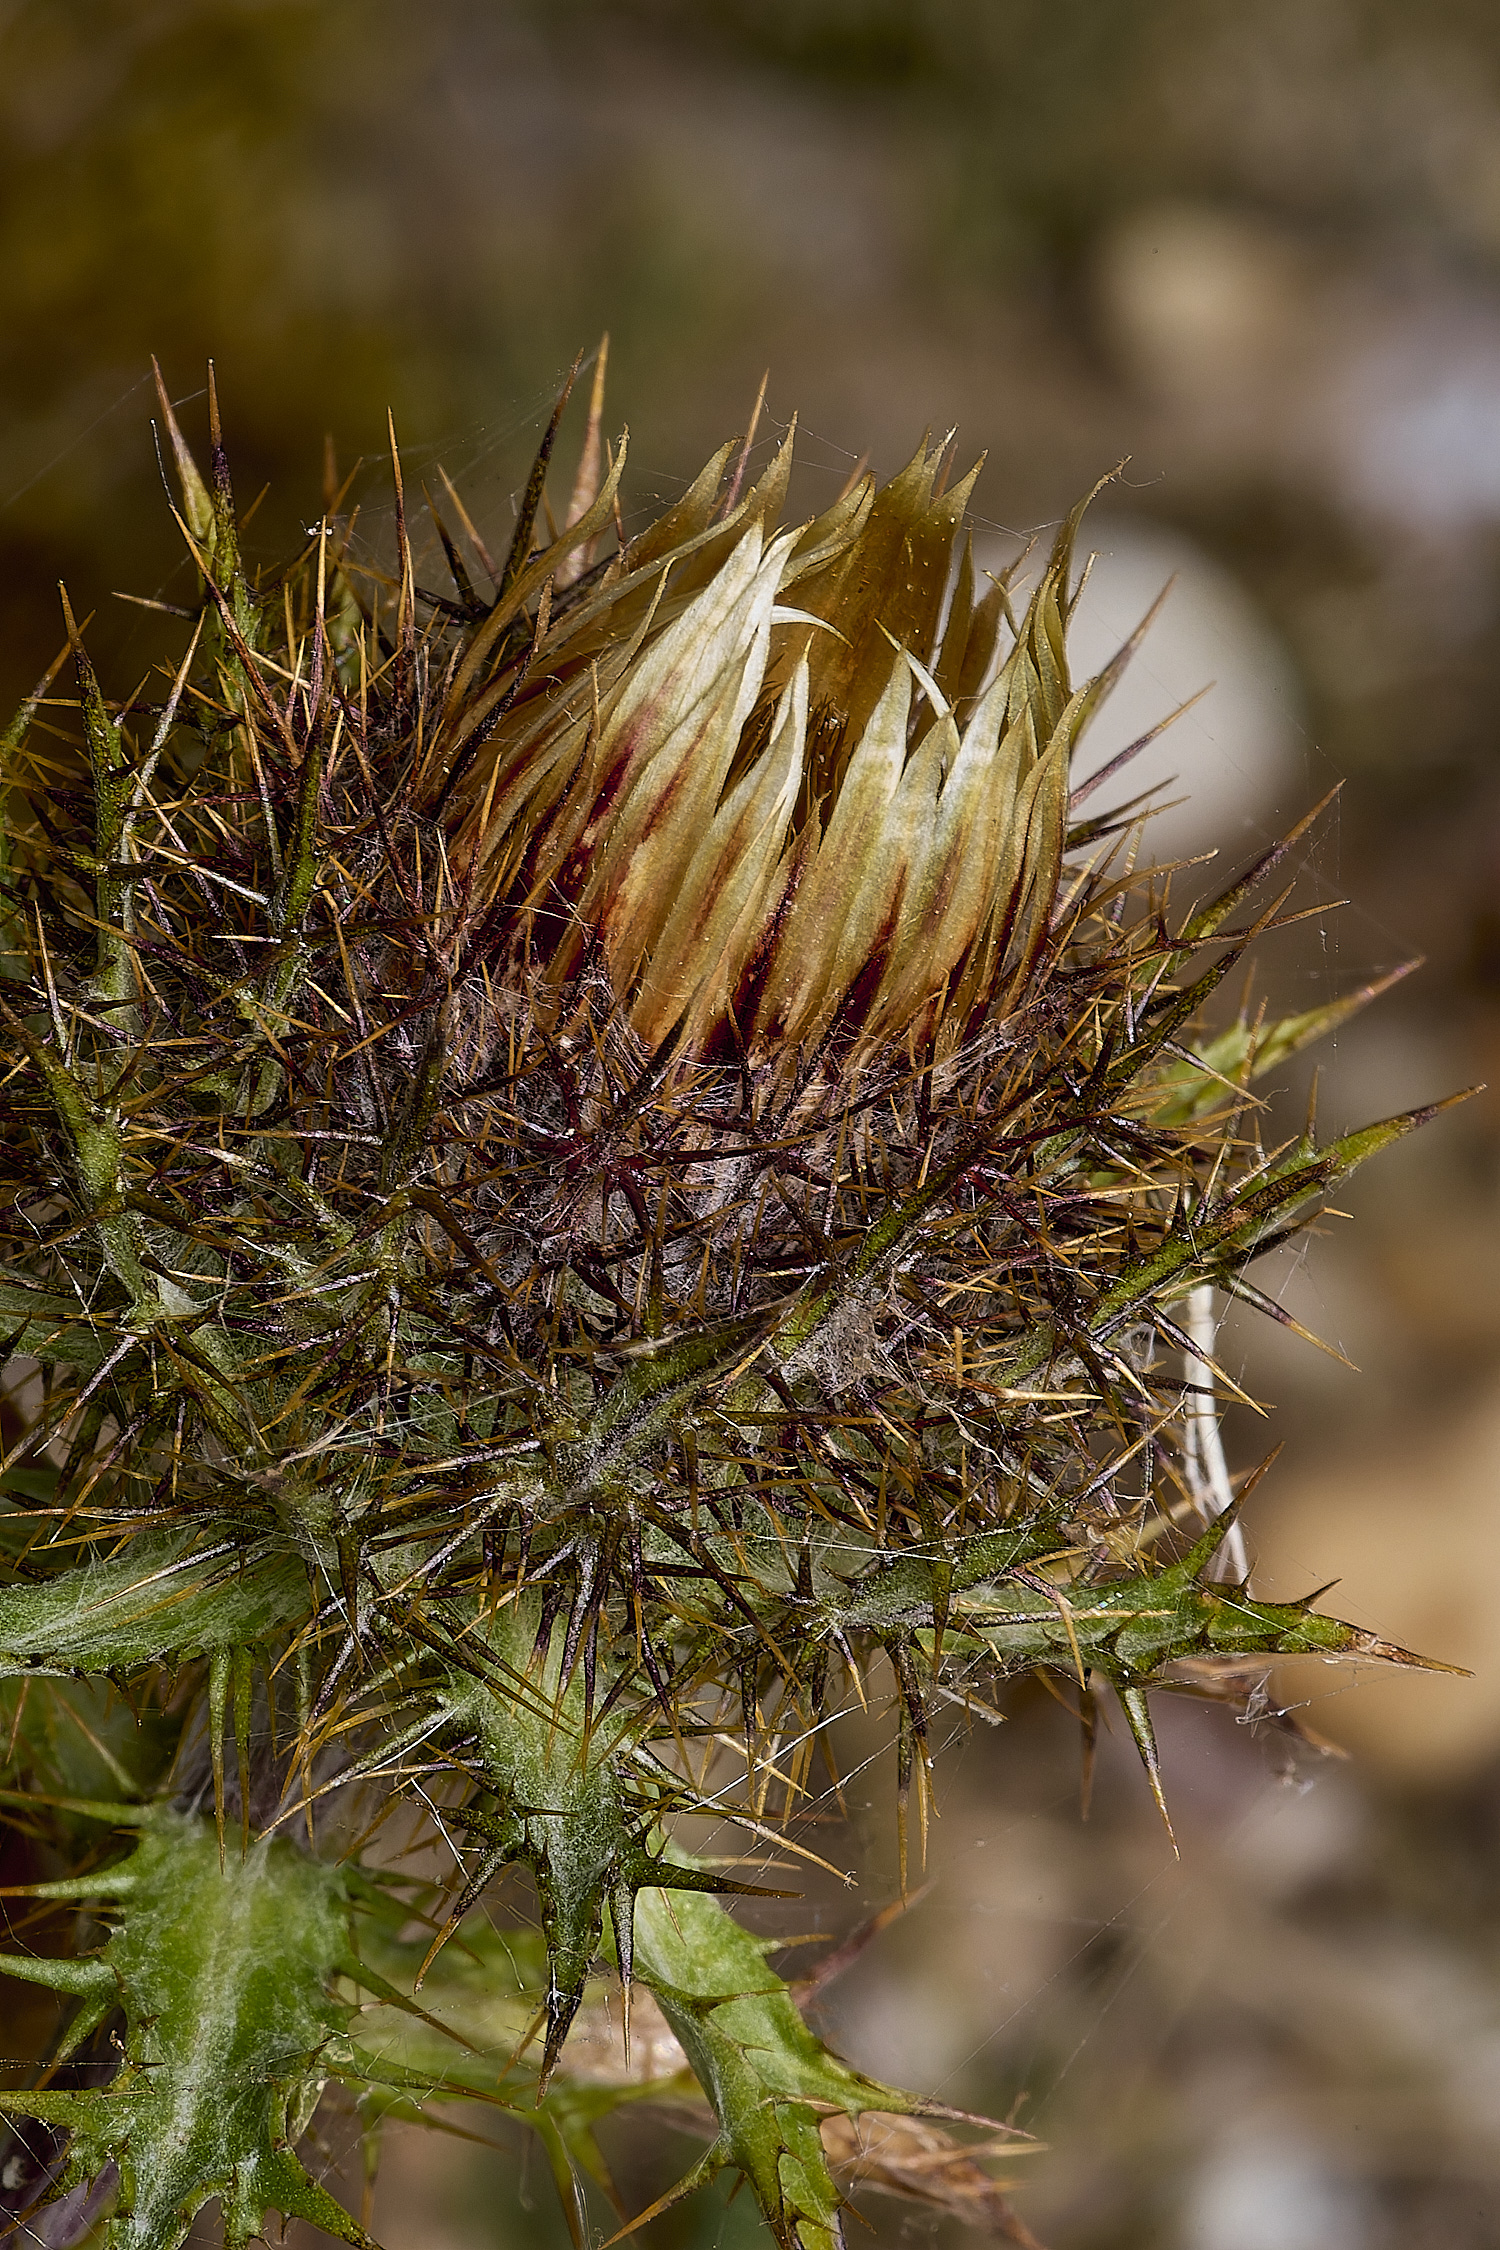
xmin=750 ymin=650 xmax=913 ymax=1050
xmin=633 ymin=657 xmax=809 ymax=1048
xmin=580 ymin=527 xmax=794 ymax=990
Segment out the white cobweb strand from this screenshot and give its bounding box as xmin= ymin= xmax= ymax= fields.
xmin=1181 ymin=1283 xmax=1250 ymax=1585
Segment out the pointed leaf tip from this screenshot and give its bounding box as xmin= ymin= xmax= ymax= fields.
xmin=151 ymin=355 xmax=214 ymax=541
xmin=1341 ymin=1628 xmax=1471 ymax=1677
xmin=1324 ymin=1085 xmax=1483 ymax=1178
xmin=1116 ymin=1685 xmax=1178 ymax=1855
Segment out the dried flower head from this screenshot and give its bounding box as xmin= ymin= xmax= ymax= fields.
xmin=0 ymin=353 xmax=1462 ymax=2250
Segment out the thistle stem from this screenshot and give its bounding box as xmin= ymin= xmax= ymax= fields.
xmin=1182 ymin=1283 xmax=1249 ymax=1584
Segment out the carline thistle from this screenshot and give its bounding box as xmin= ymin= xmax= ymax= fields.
xmin=0 ymin=348 xmax=1463 ymax=2250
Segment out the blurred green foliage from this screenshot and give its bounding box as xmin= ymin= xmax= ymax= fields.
xmin=9 ymin=0 xmax=1500 ymax=721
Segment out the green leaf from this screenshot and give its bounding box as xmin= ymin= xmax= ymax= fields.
xmin=0 ymin=1535 xmax=308 ymax=1677
xmin=1143 ymin=964 xmax=1419 ymax=1128
xmin=989 ymin=1094 xmax=1464 ymax=1389
xmin=954 ymin=1544 xmax=1448 ymax=1685
xmin=0 ymin=1806 xmax=371 ymax=2250
xmin=631 ymin=1876 xmax=914 ymax=2250
xmin=427 ymin=1600 xmax=751 ymax=2088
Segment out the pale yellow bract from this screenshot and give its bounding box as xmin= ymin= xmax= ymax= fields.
xmin=422 ymin=418 xmax=1113 ymax=1060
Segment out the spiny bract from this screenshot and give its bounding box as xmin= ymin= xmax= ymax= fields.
xmin=0 ymin=352 xmax=1457 ymax=2250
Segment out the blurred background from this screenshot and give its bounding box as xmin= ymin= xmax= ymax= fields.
xmin=4 ymin=0 xmax=1500 ymax=2243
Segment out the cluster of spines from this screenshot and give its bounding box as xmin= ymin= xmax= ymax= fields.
xmin=0 ymin=360 xmax=1464 ymax=2250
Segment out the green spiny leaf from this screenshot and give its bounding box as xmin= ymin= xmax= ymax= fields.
xmin=630 ymin=1875 xmax=915 ymax=2250
xmin=0 ymin=1807 xmax=371 ymax=2250
xmin=0 ymin=1535 xmax=308 ymax=1677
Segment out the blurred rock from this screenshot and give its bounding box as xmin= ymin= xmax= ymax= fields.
xmin=1096 ymin=195 xmax=1500 ymax=575
xmin=1253 ymin=1381 xmax=1500 ymax=1776
xmin=1095 ymin=203 xmax=1317 ymax=418
xmin=1047 ymin=513 xmax=1303 ymax=862
xmin=1182 ymin=2127 xmax=1377 ymax=2250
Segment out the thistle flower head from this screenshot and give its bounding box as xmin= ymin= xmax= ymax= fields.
xmin=0 ymin=355 xmax=1460 ymax=2250
xmin=428 ymin=407 xmax=1083 ymax=1066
